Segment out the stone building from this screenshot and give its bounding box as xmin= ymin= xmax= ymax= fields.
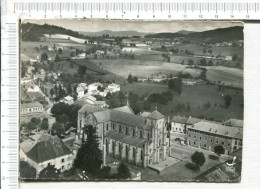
xmin=187 ymin=120 xmax=243 ymax=154
xmin=20 ymin=133 xmax=75 ymax=176
xmin=77 ymin=104 xmax=171 ymax=167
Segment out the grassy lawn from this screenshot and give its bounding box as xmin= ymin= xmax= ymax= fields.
xmin=206 ymin=67 xmax=243 ymax=88
xmin=121 ymin=82 xmax=170 ymax=96
xmin=157 ymin=84 xmax=243 ymax=121
xmin=92 ymin=59 xmax=186 ymax=79
xmin=122 ymin=83 xmax=243 ymax=121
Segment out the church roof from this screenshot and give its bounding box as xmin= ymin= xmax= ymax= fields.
xmin=147 ymin=110 xmax=165 ymax=120
xmin=78 ymin=103 xmax=106 ymax=114
xmin=105 ymin=130 xmax=147 ymax=148
xmin=113 ymin=105 xmax=134 ymax=114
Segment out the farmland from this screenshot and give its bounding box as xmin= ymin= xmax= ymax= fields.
xmin=122 ymin=82 xmax=243 ymax=121
xmin=206 ymin=67 xmax=243 ymax=88
xmin=92 ymin=59 xmax=186 ymax=79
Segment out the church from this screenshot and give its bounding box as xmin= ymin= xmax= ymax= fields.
xmin=77 ymin=103 xmax=171 ymax=167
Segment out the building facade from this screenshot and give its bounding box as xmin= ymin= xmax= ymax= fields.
xmin=171 ymin=115 xmax=189 ymax=134
xmin=77 ymin=104 xmax=171 ymax=167
xmin=20 ymin=133 xmax=75 ymax=176
xmin=187 ymin=121 xmax=243 ymax=155
xmin=21 ymin=102 xmax=44 ymax=115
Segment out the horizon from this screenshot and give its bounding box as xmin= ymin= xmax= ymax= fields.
xmin=23 ymin=20 xmax=243 ymax=34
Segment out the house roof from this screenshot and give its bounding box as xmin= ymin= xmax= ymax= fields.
xmin=223 ymin=118 xmax=243 ymax=128
xmin=21 ymin=101 xmax=43 ymax=109
xmin=63 ymin=96 xmax=74 ymax=101
xmin=171 ymin=115 xmax=189 ymax=124
xmin=190 ymin=121 xmax=243 ymax=140
xmin=186 ymin=117 xmax=201 ymax=125
xmin=147 ymin=110 xmax=165 ymax=120
xmin=24 ymin=133 xmax=72 ymax=163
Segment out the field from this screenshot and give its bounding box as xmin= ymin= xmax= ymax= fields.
xmin=122 ymin=82 xmax=243 ymax=121
xmin=92 ymin=59 xmax=186 ymax=79
xmin=206 ymin=67 xmax=243 ymax=88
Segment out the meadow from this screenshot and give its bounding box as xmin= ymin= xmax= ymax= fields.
xmin=122 ymin=82 xmax=243 ymax=121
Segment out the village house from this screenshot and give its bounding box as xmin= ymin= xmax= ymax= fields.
xmin=39 ymin=69 xmax=46 ymax=81
xmin=27 ymin=84 xmax=40 ymax=93
xmin=21 ymin=102 xmax=44 ymax=115
xmin=187 ymin=120 xmax=243 ymax=154
xmin=20 ymin=133 xmax=75 ymax=176
xmin=171 ymin=115 xmax=189 ymax=134
xmin=61 ymin=95 xmax=74 ymax=105
xmin=77 ymin=104 xmax=171 ymax=167
xmin=76 ymin=83 xmax=88 ymax=98
xmin=21 ymin=77 xmax=33 ymax=85
xmin=88 ymin=82 xmax=103 ymax=95
xmin=107 ymin=83 xmax=120 ymax=93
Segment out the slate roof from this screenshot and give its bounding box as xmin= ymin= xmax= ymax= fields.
xmin=110 ymin=110 xmax=147 ymax=129
xmin=23 ymin=133 xmax=72 ymax=163
xmin=171 ymin=115 xmax=189 ymax=124
xmin=223 ymin=118 xmax=243 ymax=128
xmin=20 ymin=102 xmax=43 ymax=109
xmin=147 ymin=110 xmax=165 ymax=120
xmin=78 ymin=103 xmax=106 ymax=114
xmin=140 ymin=112 xmax=151 ymax=117
xmin=105 ymin=130 xmax=147 ymax=148
xmin=190 ymin=121 xmax=243 ymax=140
xmin=186 ymin=117 xmax=201 ymax=125
xmin=113 ymin=105 xmax=134 ymax=114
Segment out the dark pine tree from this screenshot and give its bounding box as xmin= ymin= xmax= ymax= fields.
xmin=73 ymin=125 xmax=102 ymax=175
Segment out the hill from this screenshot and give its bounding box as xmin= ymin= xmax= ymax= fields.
xmin=21 ymin=22 xmax=89 ymax=41
xmin=79 ymin=30 xmax=153 ymax=37
xmin=145 ymin=26 xmax=243 ymax=43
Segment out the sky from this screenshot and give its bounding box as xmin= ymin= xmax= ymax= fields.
xmin=23 ymin=19 xmax=243 ymax=33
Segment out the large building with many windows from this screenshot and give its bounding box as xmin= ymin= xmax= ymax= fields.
xmin=77 ymin=104 xmax=171 ymax=167
xmin=187 ymin=120 xmax=243 ymax=154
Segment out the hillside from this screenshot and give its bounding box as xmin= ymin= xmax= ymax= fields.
xmin=21 ymin=22 xmax=89 ymax=41
xmin=145 ymin=26 xmax=243 ymax=43
xmin=80 ymin=30 xmax=153 ymax=37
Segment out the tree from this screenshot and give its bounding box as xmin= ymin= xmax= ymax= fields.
xmin=188 ymin=59 xmax=194 ymax=65
xmin=50 ymin=88 xmax=55 ymax=97
xmin=127 ymin=74 xmax=133 ymax=83
xmin=78 ymin=65 xmax=87 ymax=75
xmin=30 ymin=117 xmax=41 ymax=125
xmin=168 ymin=77 xmax=182 ymax=95
xmin=20 ymin=161 xmax=36 ymax=179
xmin=214 ymin=145 xmax=225 ymax=156
xmin=38 ymin=165 xmax=60 ymax=179
xmin=73 ymin=125 xmax=102 ymax=174
xmin=55 ymin=55 xmax=60 ymax=62
xmin=224 ymin=95 xmax=232 ymax=108
xmin=24 ymin=122 xmax=36 ymax=131
xmin=191 ymin=151 xmax=205 ymax=171
xmin=58 ymin=48 xmax=63 ymax=54
xmin=203 ymin=49 xmax=206 ymax=55
xmin=51 ymin=122 xmax=65 ymax=136
xmin=117 ymin=161 xmax=131 ymax=179
xmin=199 ymin=58 xmax=207 ymax=66
xmin=208 ymin=49 xmax=212 ymax=55
xmin=232 ymin=54 xmax=238 ymax=61
xmin=57 ymin=114 xmax=69 ymax=128
xmin=41 ymin=53 xmax=48 ymax=62
xmin=208 ymin=60 xmax=213 ymax=66
xmin=40 ymin=120 xmax=49 ymax=130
